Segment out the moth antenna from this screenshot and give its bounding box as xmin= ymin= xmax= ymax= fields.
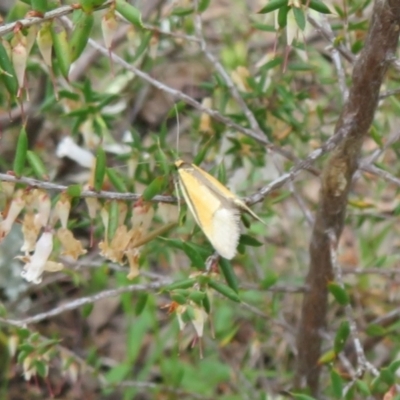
xmin=174 ymin=104 xmax=181 ymax=214
xmin=174 ymin=175 xmax=181 ymax=216
xmin=174 ymin=103 xmax=180 ymax=155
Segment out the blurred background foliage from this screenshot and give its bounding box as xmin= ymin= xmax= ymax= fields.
xmin=1 ymin=0 xmax=400 ymax=399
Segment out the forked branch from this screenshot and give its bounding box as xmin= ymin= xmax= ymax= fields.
xmin=295 ymin=0 xmax=400 ymax=395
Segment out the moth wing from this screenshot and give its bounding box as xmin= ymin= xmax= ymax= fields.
xmin=232 ymin=198 xmax=266 ymax=225
xmin=191 ymin=164 xmax=265 ymax=225
xmin=177 ymin=168 xmax=240 ymax=259
xmin=211 ymin=207 xmax=241 ymax=259
xmin=191 ymin=163 xmax=236 ymax=200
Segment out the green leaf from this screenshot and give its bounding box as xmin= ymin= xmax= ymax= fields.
xmin=277 ymin=4 xmax=290 ymax=28
xmin=258 ymin=0 xmax=288 ymax=14
xmin=328 ymin=282 xmax=350 ymax=306
xmin=334 ymin=320 xmax=350 ymax=354
xmin=155 ymin=145 xmax=170 ymax=175
xmin=260 ymin=57 xmax=283 ymax=71
xmin=181 ymin=242 xmax=206 ymax=269
xmin=171 ymin=7 xmax=194 ymax=16
xmin=142 ymin=176 xmax=167 ymax=201
xmin=202 ymin=292 xmax=211 ymax=313
xmin=164 ymin=278 xmax=197 ymax=291
xmin=216 ymin=162 xmax=227 ymax=185
xmin=197 ymin=0 xmax=211 ymax=12
xmin=252 ymin=22 xmax=276 ymax=32
xmin=51 ymin=21 xmax=71 ymax=79
xmin=81 ymin=303 xmax=93 ymax=318
xmin=105 ymin=363 xmax=131 ymax=384
xmin=106 ymin=168 xmax=127 ymax=192
xmin=171 ymin=292 xmax=187 ymax=305
xmin=389 ymin=359 xmax=400 ymax=374
xmin=94 ymin=147 xmax=106 ymax=192
xmin=115 ymin=0 xmax=143 ymax=27
xmin=66 ymin=184 xmax=82 ymax=197
xmin=208 ymin=279 xmax=240 ymax=303
xmin=239 ymin=234 xmax=263 ymax=247
xmin=330 ymin=368 xmax=343 ymax=399
xmin=365 ymin=323 xmax=386 ymax=337
xmin=31 ymin=0 xmax=48 ymax=13
xmin=219 ymin=258 xmax=239 ymax=293
xmin=27 ymin=150 xmax=48 ymax=180
xmin=378 ymin=367 xmax=395 ymax=386
xmin=35 ymin=360 xmax=48 ymax=377
xmin=79 ymin=0 xmax=107 ymax=13
xmin=134 ymin=293 xmax=148 ymax=315
xmin=293 ymin=6 xmax=306 ymax=30
xmin=13 ymin=126 xmax=28 ymax=177
xmin=69 ymin=11 xmax=94 ymax=62
xmin=318 ymin=349 xmax=336 ymax=364
xmin=355 ymin=379 xmax=370 ymax=396
xmin=107 ymin=200 xmax=119 ymax=242
xmin=192 ymin=139 xmax=216 ymax=166
xmin=188 ymin=290 xmax=206 ymax=306
xmin=307 ymin=0 xmax=331 ymax=14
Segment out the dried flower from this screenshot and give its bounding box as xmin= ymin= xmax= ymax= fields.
xmin=21 ymin=212 xmax=41 ymax=254
xmin=85 ymin=195 xmax=100 ymax=220
xmin=99 ymin=225 xmax=132 ymax=263
xmin=50 ymin=193 xmax=71 ymax=228
xmin=22 ymin=355 xmax=35 ymax=381
xmin=0 ymin=181 xmax=15 ymax=199
xmin=199 ymin=97 xmax=213 ymax=134
xmin=190 ymin=302 xmax=207 ymax=338
xmin=32 ymin=189 xmax=51 ymax=228
xmin=57 ymin=228 xmax=87 ymax=260
xmin=0 ymin=190 xmax=25 ymax=241
xmin=175 ymin=304 xmax=188 ymax=331
xmin=131 ymin=202 xmax=154 ymax=232
xmin=8 ymin=335 xmax=19 ymax=358
xmin=126 ymin=248 xmax=140 ymax=280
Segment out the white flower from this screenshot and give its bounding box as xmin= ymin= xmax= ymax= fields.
xmin=56 ymin=137 xmax=94 ymax=168
xmin=21 ymin=231 xmax=53 ymax=284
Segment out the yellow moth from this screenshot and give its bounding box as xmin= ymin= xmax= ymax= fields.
xmin=175 ymin=159 xmax=264 ymax=260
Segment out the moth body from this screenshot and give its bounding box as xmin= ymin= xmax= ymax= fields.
xmin=175 ymin=159 xmax=263 ymax=259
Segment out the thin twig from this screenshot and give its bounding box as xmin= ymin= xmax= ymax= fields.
xmin=241 ymin=282 xmax=308 ymax=293
xmin=288 ymin=180 xmax=314 ymax=226
xmin=193 ymin=0 xmax=264 ymax=139
xmin=317 ymin=15 xmax=349 ymax=101
xmin=0 ymin=281 xmax=167 ymax=326
xmin=307 ymin=15 xmax=355 ymax=63
xmin=0 ymin=3 xmax=111 ymax=37
xmin=379 ymin=87 xmax=400 ymax=99
xmin=0 ymin=173 xmax=175 ymax=202
xmin=343 ymin=267 xmax=400 ymax=276
xmin=361 ymin=164 xmax=400 ymax=187
xmin=361 ymin=128 xmax=400 ymax=166
xmin=247 ymin=115 xmax=354 ymax=205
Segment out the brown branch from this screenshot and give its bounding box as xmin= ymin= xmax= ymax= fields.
xmin=295 ymin=1 xmax=400 ymax=395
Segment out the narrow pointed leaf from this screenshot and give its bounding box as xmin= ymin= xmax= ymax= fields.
xmin=13 ymin=126 xmax=28 ymax=177
xmin=94 ymin=147 xmax=106 ymax=192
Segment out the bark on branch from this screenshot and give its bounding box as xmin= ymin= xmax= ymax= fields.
xmin=295 ymin=0 xmax=400 ymax=395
